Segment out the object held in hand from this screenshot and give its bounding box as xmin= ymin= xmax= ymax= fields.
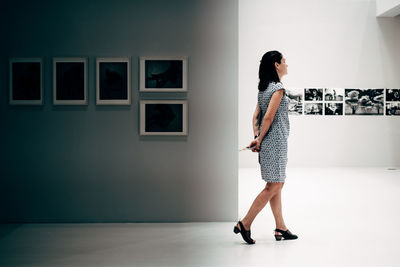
xmin=239 ymin=146 xmax=258 ymax=152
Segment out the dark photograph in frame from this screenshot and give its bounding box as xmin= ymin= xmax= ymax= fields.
xmin=9 ymin=58 xmax=43 ymax=105
xmin=304 ymin=88 xmax=323 ymax=101
xmin=96 ymin=57 xmax=130 ymax=105
xmin=140 ymin=100 xmax=188 ymax=136
xmin=53 ymin=58 xmax=87 ymax=105
xmin=325 ymin=103 xmax=343 ymax=115
xmin=140 ymin=57 xmax=188 ymax=92
xmin=386 ymin=89 xmax=400 ymax=102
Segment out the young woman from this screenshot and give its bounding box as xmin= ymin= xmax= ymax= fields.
xmin=233 ymin=50 xmax=298 ymax=244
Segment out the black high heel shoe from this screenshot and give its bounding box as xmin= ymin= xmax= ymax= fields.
xmin=233 ymin=221 xmax=255 ymax=244
xmin=274 ymin=228 xmax=298 ymax=241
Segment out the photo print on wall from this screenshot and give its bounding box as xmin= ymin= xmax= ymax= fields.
xmin=324 ymin=88 xmax=344 ymax=101
xmin=96 ymin=57 xmax=130 ymax=105
xmin=53 ymin=57 xmax=87 ymax=105
xmin=386 ymin=89 xmax=400 ymax=101
xmin=325 ymin=103 xmax=343 ymax=115
xmin=385 ymin=89 xmax=400 ymax=116
xmin=140 ymin=100 xmax=188 ymax=136
xmin=304 ymin=103 xmax=323 ymax=115
xmin=386 ymin=102 xmax=400 ymax=116
xmin=345 ymin=89 xmax=384 ymax=115
xmin=9 ymin=58 xmax=43 ymax=105
xmin=140 ymin=56 xmax=188 ymax=92
xmin=286 ymin=88 xmax=303 ymax=115
xmin=304 ymin=88 xmax=323 ymax=101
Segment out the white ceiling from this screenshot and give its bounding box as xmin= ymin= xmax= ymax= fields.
xmin=376 ymin=0 xmax=400 ymax=17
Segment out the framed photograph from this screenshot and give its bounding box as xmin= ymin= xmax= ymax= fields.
xmin=325 ymin=103 xmax=343 ymax=115
xmin=139 ymin=56 xmax=188 ymax=92
xmin=304 ymin=103 xmax=323 ymax=115
xmin=140 ymin=100 xmax=188 ymax=136
xmin=386 ymin=102 xmax=400 ymax=116
xmin=324 ymin=88 xmax=344 ymax=101
xmin=345 ymin=89 xmax=384 ymax=115
xmin=53 ymin=57 xmax=87 ymax=105
xmin=9 ymin=58 xmax=43 ymax=105
xmin=96 ymin=57 xmax=130 ymax=105
xmin=386 ymin=89 xmax=400 ymax=101
xmin=304 ymin=88 xmax=323 ymax=101
xmin=286 ymin=88 xmax=303 ymax=115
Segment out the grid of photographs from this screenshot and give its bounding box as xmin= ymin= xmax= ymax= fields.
xmin=139 ymin=56 xmax=189 ymax=136
xmin=386 ymin=89 xmax=400 ymax=116
xmin=304 ymin=88 xmax=323 ymax=115
xmin=287 ymin=88 xmax=398 ymax=116
xmin=324 ymin=88 xmax=344 ymax=115
xmin=7 ymin=56 xmax=398 ymax=120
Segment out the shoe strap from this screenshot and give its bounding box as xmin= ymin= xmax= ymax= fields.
xmin=274 ymin=228 xmax=288 ymax=234
xmin=238 ymin=221 xmax=254 ymax=243
xmin=239 ymin=221 xmax=249 ymax=232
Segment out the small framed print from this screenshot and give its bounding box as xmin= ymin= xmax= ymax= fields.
xmin=53 ymin=57 xmax=87 ymax=105
xmin=96 ymin=57 xmax=131 ymax=105
xmin=304 ymin=88 xmax=323 ymax=101
xmin=385 ymin=89 xmax=400 ymax=116
xmin=324 ymin=88 xmax=344 ymax=101
xmin=9 ymin=58 xmax=43 ymax=105
xmin=139 ymin=56 xmax=188 ymax=92
xmin=325 ymin=103 xmax=343 ymax=115
xmin=386 ymin=102 xmax=400 ymax=116
xmin=286 ymin=88 xmax=303 ymax=115
xmin=304 ymin=103 xmax=323 ymax=115
xmin=140 ymin=100 xmax=188 ymax=136
xmin=386 ymin=89 xmax=400 ymax=101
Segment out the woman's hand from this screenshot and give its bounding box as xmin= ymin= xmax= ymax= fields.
xmin=253 ymin=130 xmax=260 ymax=139
xmin=248 ymin=138 xmax=261 ymax=152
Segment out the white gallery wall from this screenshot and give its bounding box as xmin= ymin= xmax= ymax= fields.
xmin=239 ymin=0 xmax=400 ymax=168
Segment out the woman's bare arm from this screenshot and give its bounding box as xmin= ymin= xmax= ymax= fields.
xmin=258 ymin=89 xmax=284 ymax=141
xmin=252 ymin=105 xmax=260 ymax=137
xmin=248 ymin=89 xmax=285 ymax=151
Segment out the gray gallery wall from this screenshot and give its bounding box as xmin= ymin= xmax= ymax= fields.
xmin=0 ymin=0 xmax=238 ymax=222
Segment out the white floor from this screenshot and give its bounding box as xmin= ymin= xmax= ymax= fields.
xmin=0 ymin=168 xmax=399 ymax=267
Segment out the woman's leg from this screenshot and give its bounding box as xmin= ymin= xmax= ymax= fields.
xmin=238 ymin=182 xmax=281 ymax=231
xmin=269 ymin=183 xmax=288 ymax=234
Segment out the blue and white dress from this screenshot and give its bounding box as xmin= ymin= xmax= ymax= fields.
xmin=258 ymin=82 xmax=290 ymax=183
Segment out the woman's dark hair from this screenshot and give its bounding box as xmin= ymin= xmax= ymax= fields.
xmin=258 ymin=50 xmax=282 ymax=91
